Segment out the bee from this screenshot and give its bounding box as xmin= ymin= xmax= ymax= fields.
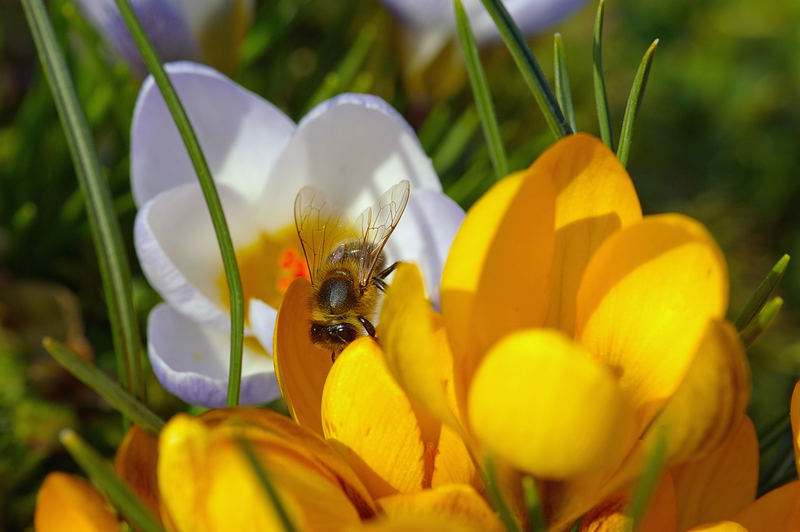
xmin=294 ymin=180 xmax=410 ymax=361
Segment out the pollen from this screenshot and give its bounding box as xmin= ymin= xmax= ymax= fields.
xmin=216 ymin=225 xmax=308 ymax=322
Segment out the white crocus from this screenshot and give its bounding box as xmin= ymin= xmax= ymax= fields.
xmin=132 ymin=62 xmax=465 ymax=407
xmin=75 ymin=0 xmax=253 ymax=76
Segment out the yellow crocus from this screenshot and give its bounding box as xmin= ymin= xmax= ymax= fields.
xmin=369 ymin=133 xmax=751 ymax=527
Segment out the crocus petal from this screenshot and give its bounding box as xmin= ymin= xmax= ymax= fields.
xmin=578 ymin=473 xmax=677 ymax=532
xmin=734 ymin=480 xmax=800 ymax=532
xmin=377 ymin=484 xmax=502 ymax=531
xmin=576 ymin=213 xmax=729 ymax=432
xmin=148 ymin=303 xmax=279 ymax=407
xmin=135 ymin=182 xmax=259 ymax=331
xmin=538 ymin=133 xmax=642 ymax=333
xmin=75 ymin=0 xmax=198 ymax=76
xmin=380 ymin=262 xmax=461 ymax=429
xmin=387 ymin=190 xmax=465 ymax=308
xmin=322 ymin=337 xmax=432 ymax=498
xmin=273 ymin=278 xmax=332 ymax=436
xmin=355 ymin=514 xmax=485 ymax=532
xmin=671 ymin=417 xmax=758 ymax=531
xmin=259 ymin=93 xmax=441 ymax=231
xmin=791 ymin=380 xmax=800 ymax=477
xmin=441 ymin=167 xmax=556 ymax=420
xmin=131 ymin=61 xmax=294 ymax=206
xmin=468 ymin=329 xmax=635 ymax=478
xmin=645 ymin=319 xmax=750 ymax=464
xmin=686 ymin=523 xmax=749 ymax=532
xmin=159 ymin=413 xmax=363 ymax=531
xmin=198 ymin=408 xmax=377 ymax=517
xmin=35 ymin=472 xmax=118 ymax=532
xmin=249 ymin=298 xmax=277 ymax=355
xmin=114 ymin=425 xmax=160 ymax=519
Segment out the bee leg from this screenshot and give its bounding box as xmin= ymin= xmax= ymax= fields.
xmin=358 ymin=316 xmax=376 ymax=337
xmin=376 ymin=261 xmax=400 ymax=280
xmin=373 ymin=277 xmax=387 ymax=292
xmin=331 ymin=351 xmax=337 ymax=363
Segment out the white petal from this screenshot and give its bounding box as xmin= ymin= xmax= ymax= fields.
xmin=258 ymin=93 xmax=441 ymax=231
xmin=134 ymin=182 xmax=259 ymax=331
xmin=385 ymin=189 xmax=464 ymax=308
xmin=249 ymin=298 xmax=277 ymax=355
xmin=131 ymin=61 xmax=295 ymax=206
xmin=148 ymin=304 xmax=279 ymax=406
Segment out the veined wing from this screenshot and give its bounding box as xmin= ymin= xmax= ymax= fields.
xmin=353 ymin=180 xmax=410 ymax=288
xmin=294 ymin=186 xmax=353 ymax=284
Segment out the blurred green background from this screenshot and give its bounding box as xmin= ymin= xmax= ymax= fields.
xmin=1 ymin=0 xmax=798 ymax=528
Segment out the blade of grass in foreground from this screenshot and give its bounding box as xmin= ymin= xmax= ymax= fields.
xmin=455 ymin=0 xmax=508 ymax=180
xmin=617 ymin=39 xmax=659 ymax=167
xmin=22 ymin=0 xmax=143 ymax=401
xmin=522 ymin=476 xmax=547 ymax=532
xmin=593 ymin=0 xmax=614 ymax=150
xmin=44 ymin=338 xmax=165 ymax=435
xmin=480 ymin=0 xmax=572 ymax=139
xmin=237 ymin=436 xmax=297 ymax=532
xmin=112 ymin=0 xmax=245 ymax=406
xmin=553 ymin=33 xmax=577 ymax=132
xmin=61 ymin=429 xmax=166 ymax=532
xmin=628 ymin=429 xmax=667 ymax=530
xmin=735 ymin=254 xmax=790 ymax=330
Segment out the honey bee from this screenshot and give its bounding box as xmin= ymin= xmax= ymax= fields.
xmin=294 ymin=180 xmax=411 ymax=361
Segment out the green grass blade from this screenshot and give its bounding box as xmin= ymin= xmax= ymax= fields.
xmin=60 ymin=429 xmax=166 ymax=532
xmin=111 ymin=0 xmax=245 ymax=406
xmin=480 ymin=0 xmax=572 ymax=139
xmin=553 ymin=33 xmax=577 ymax=132
xmin=483 ymin=455 xmax=521 ymax=532
xmin=432 ymin=106 xmax=480 ymax=175
xmin=735 ymin=254 xmax=790 ymax=330
xmin=759 ymin=412 xmax=790 ymax=454
xmin=593 ymin=0 xmax=613 ymax=150
xmin=740 ymin=297 xmax=783 ymax=349
xmin=304 ymin=20 xmax=377 ymax=113
xmin=43 ymin=338 xmax=165 ymax=435
xmin=22 ymin=0 xmax=143 ymax=400
xmin=455 ymin=0 xmax=508 ymax=180
xmin=617 ymin=39 xmax=659 ymax=167
xmin=629 ymin=429 xmax=667 ymax=530
xmin=236 ymin=436 xmax=297 ymax=532
xmin=521 ymin=476 xmax=547 ymax=532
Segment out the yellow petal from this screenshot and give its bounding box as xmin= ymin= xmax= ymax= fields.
xmin=686 ymin=522 xmax=749 ymax=532
xmin=540 ymin=133 xmax=642 ymax=333
xmin=114 ymin=425 xmax=160 ymax=520
xmin=159 ymin=413 xmax=362 ymax=532
xmin=578 ymin=473 xmax=677 ymax=532
xmin=35 ymin=472 xmax=118 ymax=532
xmin=467 ymin=329 xmax=635 ymax=478
xmin=352 ymin=513 xmax=484 ymax=532
xmin=377 ymin=484 xmax=503 ymax=532
xmin=646 ymin=319 xmax=751 ymax=464
xmin=576 ymin=213 xmax=729 ymax=431
xmin=321 ymin=337 xmax=430 ymax=497
xmin=790 ymin=380 xmax=800 ymax=478
xmin=734 ymin=480 xmax=800 ymax=532
xmin=381 ymin=262 xmax=462 ymax=429
xmin=199 ymin=407 xmax=377 ymax=517
xmin=441 ymin=167 xmax=556 ymax=420
xmin=273 ymin=277 xmax=332 ymax=436
xmin=431 ymin=422 xmax=477 ymax=489
xmin=671 ymin=416 xmax=758 ymax=530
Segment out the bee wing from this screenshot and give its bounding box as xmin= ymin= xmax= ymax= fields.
xmin=294 ymin=186 xmax=354 ymax=284
xmin=354 ymin=180 xmax=411 ymax=288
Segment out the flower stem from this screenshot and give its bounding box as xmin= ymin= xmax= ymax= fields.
xmin=112 ymin=0 xmax=245 ymax=406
